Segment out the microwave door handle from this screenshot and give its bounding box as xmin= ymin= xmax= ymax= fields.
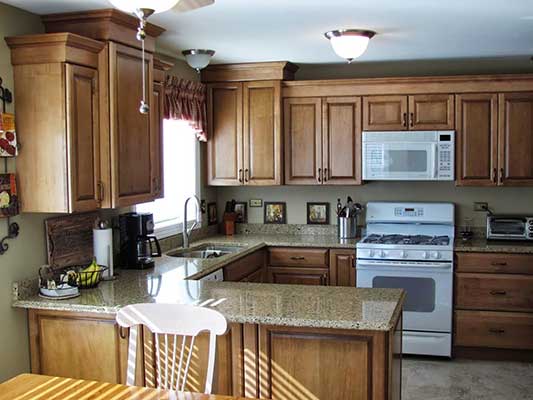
xmin=433 ymin=144 xmax=439 ymax=178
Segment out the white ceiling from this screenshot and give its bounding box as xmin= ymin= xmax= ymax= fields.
xmin=3 ymin=0 xmax=533 ymax=64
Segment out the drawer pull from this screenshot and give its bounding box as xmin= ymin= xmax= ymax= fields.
xmin=489 ymin=290 xmax=507 ymax=296
xmin=290 ymin=256 xmax=305 ymax=261
xmin=488 ymin=328 xmax=505 ymax=334
xmin=491 ymin=262 xmax=507 ymax=266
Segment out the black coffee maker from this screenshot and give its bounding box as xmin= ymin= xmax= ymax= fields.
xmin=119 ymin=212 xmax=161 ymax=269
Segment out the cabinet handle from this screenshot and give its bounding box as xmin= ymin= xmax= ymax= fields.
xmin=290 ymin=256 xmax=305 ymax=260
xmin=97 ymin=181 xmax=104 ymax=202
xmin=499 ymin=168 xmax=504 ymax=184
xmin=491 ymin=262 xmax=507 ymax=267
xmin=402 ymin=112 xmax=407 ymax=127
xmin=490 ymin=290 xmax=507 ymax=296
xmin=324 ymin=168 xmax=328 ymax=182
xmin=409 ymin=112 xmax=414 ymax=127
xmin=244 ymin=169 xmax=249 ymax=183
xmin=119 ymin=326 xmax=128 ymax=339
xmin=238 ymin=169 xmax=243 ymax=183
xmin=488 ymin=328 xmax=505 ymax=334
xmin=318 ymin=168 xmax=322 ymax=183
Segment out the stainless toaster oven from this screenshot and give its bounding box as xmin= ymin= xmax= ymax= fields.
xmin=486 ymin=215 xmax=533 ymax=241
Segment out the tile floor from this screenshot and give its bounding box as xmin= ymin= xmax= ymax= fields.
xmin=402 ymin=357 xmax=533 ymax=400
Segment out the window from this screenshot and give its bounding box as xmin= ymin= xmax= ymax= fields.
xmin=136 ymin=119 xmax=200 ymax=238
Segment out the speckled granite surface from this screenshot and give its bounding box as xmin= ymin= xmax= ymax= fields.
xmin=454 ymin=238 xmax=533 ymax=254
xmin=13 ymin=233 xmax=405 ymax=331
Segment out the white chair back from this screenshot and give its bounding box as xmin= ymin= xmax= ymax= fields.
xmin=116 ymin=303 xmax=227 ymax=394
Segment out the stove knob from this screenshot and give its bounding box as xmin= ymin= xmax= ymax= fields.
xmin=369 ymin=250 xmax=375 ymax=258
xmin=380 ymin=250 xmax=386 ymax=258
xmin=431 ymin=251 xmax=441 ymax=259
xmin=400 ymin=250 xmax=407 ymax=258
xmin=422 ymin=251 xmax=429 ymax=259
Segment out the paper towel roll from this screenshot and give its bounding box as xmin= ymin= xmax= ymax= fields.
xmin=93 ymin=228 xmax=113 ymax=279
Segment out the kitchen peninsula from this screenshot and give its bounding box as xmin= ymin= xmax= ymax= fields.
xmin=13 ymin=235 xmax=404 ymax=400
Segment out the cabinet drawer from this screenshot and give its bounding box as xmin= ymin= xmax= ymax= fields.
xmin=268 ymin=248 xmax=328 ymax=268
xmin=267 ymin=267 xmax=328 ymax=286
xmin=456 ymin=252 xmax=533 ymax=274
xmin=224 ymin=250 xmax=265 ymax=282
xmin=455 ymin=310 xmax=533 ymax=350
xmin=455 ymin=273 xmax=533 ymax=312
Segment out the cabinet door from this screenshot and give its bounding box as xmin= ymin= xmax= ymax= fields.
xmin=152 ymin=81 xmax=164 ymax=199
xmin=362 ymin=95 xmax=408 ymax=131
xmin=241 ymin=268 xmax=265 ymax=283
xmin=329 ymin=249 xmax=356 ymax=287
xmin=109 ymin=42 xmax=156 ymax=207
xmin=284 ymin=98 xmax=323 ymax=184
xmin=243 ymin=81 xmax=282 ymax=185
xmin=408 ymin=94 xmax=454 ymax=130
xmin=207 ymin=82 xmax=244 ymax=185
xmin=455 ymin=94 xmax=498 ymax=186
xmin=65 ymin=64 xmax=101 ymax=212
xmin=499 ymin=92 xmax=533 ymax=186
xmin=322 ymin=97 xmax=362 ymax=185
xmin=267 ymin=267 xmax=328 ymax=285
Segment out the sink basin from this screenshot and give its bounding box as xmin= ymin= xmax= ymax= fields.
xmin=167 ymin=244 xmax=243 ymax=259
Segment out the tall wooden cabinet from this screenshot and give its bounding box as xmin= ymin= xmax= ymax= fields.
xmin=207 ymin=80 xmax=282 ymax=186
xmin=6 ymin=34 xmax=104 ymax=213
xmin=456 ymin=92 xmax=533 ymax=187
xmin=363 ymin=94 xmax=454 ymax=131
xmin=284 ymin=96 xmax=362 ymax=185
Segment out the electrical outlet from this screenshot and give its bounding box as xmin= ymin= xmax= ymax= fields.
xmin=249 ymin=199 xmax=263 ymax=207
xmin=473 ymin=202 xmax=488 ymax=212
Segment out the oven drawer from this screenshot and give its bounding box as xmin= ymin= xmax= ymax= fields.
xmin=454 ymin=310 xmax=533 ymax=350
xmin=268 ymin=248 xmax=329 ymax=268
xmin=455 ymin=252 xmax=533 ymax=275
xmin=455 ymin=273 xmax=533 ymax=312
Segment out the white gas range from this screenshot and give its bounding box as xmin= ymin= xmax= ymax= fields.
xmin=356 ymin=202 xmax=454 ymax=357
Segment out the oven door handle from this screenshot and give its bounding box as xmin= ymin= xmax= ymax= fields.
xmin=356 ymin=260 xmax=452 ymax=270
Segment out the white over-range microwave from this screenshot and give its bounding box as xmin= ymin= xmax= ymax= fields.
xmin=362 ymin=131 xmax=455 ymax=181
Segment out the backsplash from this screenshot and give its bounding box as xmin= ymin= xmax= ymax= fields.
xmin=216 ymin=183 xmax=533 ymax=227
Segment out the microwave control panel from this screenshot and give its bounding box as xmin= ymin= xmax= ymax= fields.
xmin=437 ymin=133 xmax=454 ymax=179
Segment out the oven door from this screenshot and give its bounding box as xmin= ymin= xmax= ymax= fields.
xmin=356 ymin=259 xmax=453 ymax=332
xmin=363 ymin=141 xmax=438 ymax=180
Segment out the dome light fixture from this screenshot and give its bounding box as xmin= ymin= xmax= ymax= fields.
xmin=324 ymin=29 xmax=376 ymax=63
xmin=109 ymin=0 xmax=181 ymax=113
xmin=182 ymin=49 xmax=216 ymax=73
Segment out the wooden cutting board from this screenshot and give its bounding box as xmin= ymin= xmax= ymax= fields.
xmin=45 ymin=212 xmax=98 ymax=268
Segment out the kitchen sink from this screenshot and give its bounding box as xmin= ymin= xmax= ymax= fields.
xmin=167 ymin=244 xmax=243 ymax=259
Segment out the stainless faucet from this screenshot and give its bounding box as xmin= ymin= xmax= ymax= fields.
xmin=183 ymin=195 xmax=201 ymax=248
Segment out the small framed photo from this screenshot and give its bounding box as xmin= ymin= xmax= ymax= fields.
xmin=307 ymin=202 xmax=330 ymax=225
xmin=207 ymin=202 xmax=217 ymax=225
xmin=264 ymin=202 xmax=287 ymax=224
xmin=234 ymin=202 xmax=247 ymax=223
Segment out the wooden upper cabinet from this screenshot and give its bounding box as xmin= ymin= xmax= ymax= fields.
xmin=499 ymin=92 xmax=533 ymax=186
xmin=408 ymin=94 xmax=454 ymax=130
xmin=322 ymin=97 xmax=362 ymax=185
xmin=107 ymin=42 xmax=156 ymax=207
xmin=207 ymin=82 xmax=244 ymax=186
xmin=363 ymin=95 xmax=408 ymax=131
xmin=284 ymin=97 xmax=322 ymax=184
xmin=455 ymin=94 xmax=498 ymax=186
xmin=243 ymin=81 xmax=282 ymax=185
xmin=66 ymin=64 xmax=101 ymax=212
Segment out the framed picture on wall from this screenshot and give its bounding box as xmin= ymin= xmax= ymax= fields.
xmin=307 ymin=202 xmax=329 ymax=225
xmin=234 ymin=202 xmax=247 ymax=223
xmin=264 ymin=202 xmax=287 ymax=224
xmin=207 ymin=202 xmax=217 ymax=225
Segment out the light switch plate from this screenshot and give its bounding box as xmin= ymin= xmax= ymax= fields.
xmin=249 ymin=199 xmax=263 ymax=207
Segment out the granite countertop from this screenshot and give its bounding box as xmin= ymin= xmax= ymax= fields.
xmin=13 ymin=233 xmax=403 ymax=331
xmin=454 ymin=238 xmax=533 ymax=254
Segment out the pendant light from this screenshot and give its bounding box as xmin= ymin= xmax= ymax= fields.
xmin=182 ymin=49 xmax=215 ymax=73
xmin=324 ymin=29 xmax=376 ymax=63
xmin=109 ymin=0 xmax=181 ymax=113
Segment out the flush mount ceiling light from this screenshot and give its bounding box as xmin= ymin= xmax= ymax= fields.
xmin=324 ymin=29 xmax=376 ymax=63
xmin=182 ymin=49 xmax=216 ymax=73
xmin=109 ymin=0 xmax=181 ymax=114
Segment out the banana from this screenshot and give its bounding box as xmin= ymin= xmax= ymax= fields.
xmin=78 ymin=259 xmax=100 ymax=287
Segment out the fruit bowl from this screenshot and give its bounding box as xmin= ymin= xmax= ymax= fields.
xmin=71 ymin=264 xmax=108 ymax=289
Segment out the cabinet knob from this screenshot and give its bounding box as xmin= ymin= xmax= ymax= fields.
xmin=244 ymin=169 xmax=249 ymax=183
xmin=324 ymin=168 xmax=328 ymax=182
xmin=318 ymin=168 xmax=322 ymax=183
xmin=402 ymin=112 xmax=407 ymax=127
xmin=238 ymin=169 xmax=243 ymax=183
xmin=409 ymin=112 xmax=414 ymax=127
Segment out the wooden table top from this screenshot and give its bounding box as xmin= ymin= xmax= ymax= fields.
xmin=0 ymin=374 xmax=255 ymax=400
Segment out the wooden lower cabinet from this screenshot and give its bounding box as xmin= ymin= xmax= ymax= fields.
xmin=268 ymin=267 xmax=328 ymax=285
xmin=224 ymin=249 xmax=266 ymax=282
xmin=329 ymin=249 xmax=356 ymax=286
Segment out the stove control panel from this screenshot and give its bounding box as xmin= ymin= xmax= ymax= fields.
xmin=394 ymin=207 xmax=424 ymax=217
xmin=357 ymin=248 xmax=453 ymax=262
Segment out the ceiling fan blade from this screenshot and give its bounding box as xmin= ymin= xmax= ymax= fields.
xmin=172 ymin=0 xmax=214 ymax=13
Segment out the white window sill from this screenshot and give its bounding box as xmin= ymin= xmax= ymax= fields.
xmin=153 ymin=220 xmax=201 ymax=240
